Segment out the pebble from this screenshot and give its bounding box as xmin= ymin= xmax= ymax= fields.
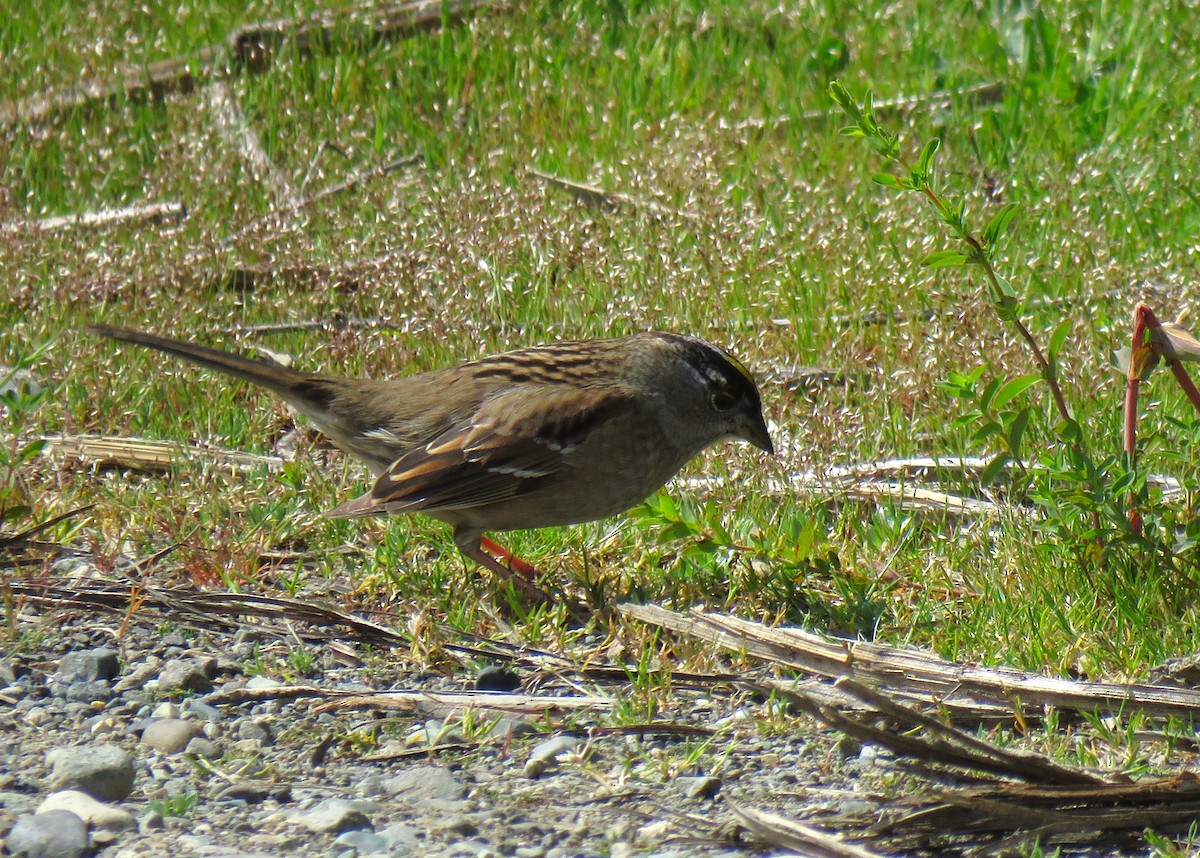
xmin=141 ymin=718 xmax=204 ymax=753
xmin=292 ymin=798 xmax=374 ymax=834
xmin=486 ymin=717 xmax=539 ymax=740
xmin=333 ymin=828 xmax=390 ymax=854
xmin=37 ymin=790 xmax=137 ymax=832
xmin=0 ymin=657 xmax=20 ymax=685
xmin=185 ymin=736 xmax=222 ymax=758
xmin=6 ymin=808 xmax=90 ymax=858
xmin=676 ymin=775 xmax=721 ymax=799
xmin=377 ymin=823 xmax=421 ymax=851
xmin=245 ymin=675 xmax=284 ymax=691
xmin=183 ymin=698 xmax=224 ymax=721
xmin=475 ymin=665 xmax=522 ymax=692
xmin=113 ymin=655 xmax=163 ymax=693
xmin=61 ymin=680 xmax=116 ymax=703
xmin=46 ymin=743 xmax=135 ymax=800
xmin=213 ymin=782 xmax=273 ymax=804
xmin=56 ymin=648 xmax=120 ymax=684
xmin=523 ymin=736 xmax=582 ymax=778
xmin=157 ymin=657 xmax=218 ymax=693
xmin=24 ymin=706 xmax=53 ymax=727
xmin=152 ymin=701 xmax=180 ymax=719
xmin=235 ymin=718 xmax=274 ymax=744
xmin=375 ymin=766 xmax=466 ymax=808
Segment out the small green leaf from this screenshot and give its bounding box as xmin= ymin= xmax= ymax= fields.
xmin=993 ymin=374 xmax=1042 ymax=410
xmin=980 ymin=453 xmax=1011 ymax=486
xmin=995 ymin=292 xmax=1021 ymax=321
xmin=982 ymin=202 xmax=1019 ymax=245
xmin=2 ymin=504 xmax=33 ymax=524
xmin=916 ymin=138 xmax=941 ymax=177
xmin=829 ymin=80 xmax=852 ymax=108
xmin=872 ymin=172 xmax=906 ymax=190
xmin=1048 ymin=319 xmax=1072 ymax=359
xmin=1006 ymin=406 xmax=1031 ymax=454
xmin=995 ymin=275 xmax=1018 ymax=298
xmin=922 ymin=249 xmax=969 ymax=268
xmin=971 ymin=420 xmax=1004 ymax=443
xmin=1055 ymin=417 xmax=1083 ymax=443
xmin=979 ymin=377 xmax=1004 ymax=414
xmin=16 ymin=438 xmax=48 ymax=465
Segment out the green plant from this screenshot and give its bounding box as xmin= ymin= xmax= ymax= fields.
xmin=826 ymin=82 xmax=1194 ymax=577
xmin=0 ymin=342 xmax=52 ymax=526
xmin=149 ymin=788 xmax=199 ymax=818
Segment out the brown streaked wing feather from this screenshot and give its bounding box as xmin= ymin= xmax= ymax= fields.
xmin=329 ymin=384 xmax=636 ymax=517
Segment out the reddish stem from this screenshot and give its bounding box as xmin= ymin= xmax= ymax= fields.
xmin=1125 ymin=303 xmax=1167 ymax=534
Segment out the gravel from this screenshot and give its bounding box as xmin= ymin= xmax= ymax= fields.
xmin=2 ymin=614 xmax=844 ymax=857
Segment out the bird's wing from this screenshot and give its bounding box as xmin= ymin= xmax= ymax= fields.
xmin=326 ymin=384 xmax=636 ymax=518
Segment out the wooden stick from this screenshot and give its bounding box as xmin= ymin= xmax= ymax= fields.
xmin=0 ymin=201 xmax=185 ymax=234
xmin=0 ymin=0 xmax=504 ymax=127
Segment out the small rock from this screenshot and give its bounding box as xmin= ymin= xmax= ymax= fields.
xmin=47 ymin=744 xmax=135 ymax=801
xmin=56 ymin=648 xmax=120 ymax=684
xmin=378 ymin=824 xmax=420 ymax=851
xmin=24 ymin=706 xmax=53 ymax=727
xmin=245 ymin=675 xmax=283 ymax=691
xmin=62 ymin=680 xmax=115 ymax=703
xmin=475 ymin=665 xmax=521 ymax=692
xmin=139 ymin=810 xmax=165 ymax=833
xmin=634 ymin=819 xmax=672 ymax=846
xmin=151 ymin=701 xmax=180 ymax=719
xmin=436 ymin=814 xmax=479 ymax=836
xmin=184 ymin=737 xmax=221 ymax=758
xmin=677 ymin=775 xmax=721 ymax=799
xmin=38 ymin=790 xmax=137 ymax=832
xmin=141 ymin=718 xmax=204 ymax=754
xmin=293 ymin=798 xmax=373 ymax=834
xmin=180 ymin=698 xmax=223 ymax=721
xmin=444 ymin=839 xmax=500 ymax=857
xmin=235 ymin=718 xmax=274 ymax=744
xmin=378 ymin=766 xmax=466 ymax=807
xmin=112 ymin=656 xmax=162 ymax=693
xmin=408 ymin=719 xmax=466 ymax=746
xmin=157 ymin=657 xmax=217 ymax=693
xmin=523 ymin=736 xmax=582 ymax=778
xmin=0 ymin=658 xmax=21 ymax=685
xmin=7 ymin=809 xmax=90 ymax=858
xmin=334 ymin=829 xmax=390 ymax=854
xmin=213 ymin=782 xmax=272 ymax=804
xmin=486 ymin=717 xmax=539 ymax=740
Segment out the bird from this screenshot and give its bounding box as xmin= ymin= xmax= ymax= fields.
xmin=89 ymin=325 xmax=774 ymax=601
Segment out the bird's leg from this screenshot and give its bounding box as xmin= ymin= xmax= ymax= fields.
xmin=479 ymin=536 xmax=540 ymax=580
xmin=458 ymin=534 xmax=554 ymax=605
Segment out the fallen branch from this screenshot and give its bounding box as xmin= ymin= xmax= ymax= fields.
xmin=204 ymin=81 xmax=298 ymax=205
xmin=0 ymin=0 xmax=504 ymax=127
xmin=0 ymin=201 xmax=186 ymax=235
xmin=621 ymin=605 xmax=1200 ymax=721
xmin=40 ymin=434 xmax=284 ymax=474
xmin=211 ymin=151 xmax=422 ymax=251
xmin=530 ymin=167 xmax=698 ymax=220
xmin=730 ymin=804 xmax=888 ymax=858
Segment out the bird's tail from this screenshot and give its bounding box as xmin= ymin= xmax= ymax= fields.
xmin=89 ymin=324 xmax=316 ymax=397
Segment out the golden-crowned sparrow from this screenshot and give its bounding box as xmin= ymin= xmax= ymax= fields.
xmin=90 ymin=325 xmax=773 ymax=594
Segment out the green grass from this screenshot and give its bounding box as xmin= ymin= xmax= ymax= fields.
xmin=6 ymin=0 xmax=1200 ymax=765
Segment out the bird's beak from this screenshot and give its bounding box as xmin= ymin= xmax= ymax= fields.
xmin=739 ymin=412 xmax=775 ymax=456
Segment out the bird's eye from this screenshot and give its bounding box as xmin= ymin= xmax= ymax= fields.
xmin=711 ymin=390 xmax=738 ymax=411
